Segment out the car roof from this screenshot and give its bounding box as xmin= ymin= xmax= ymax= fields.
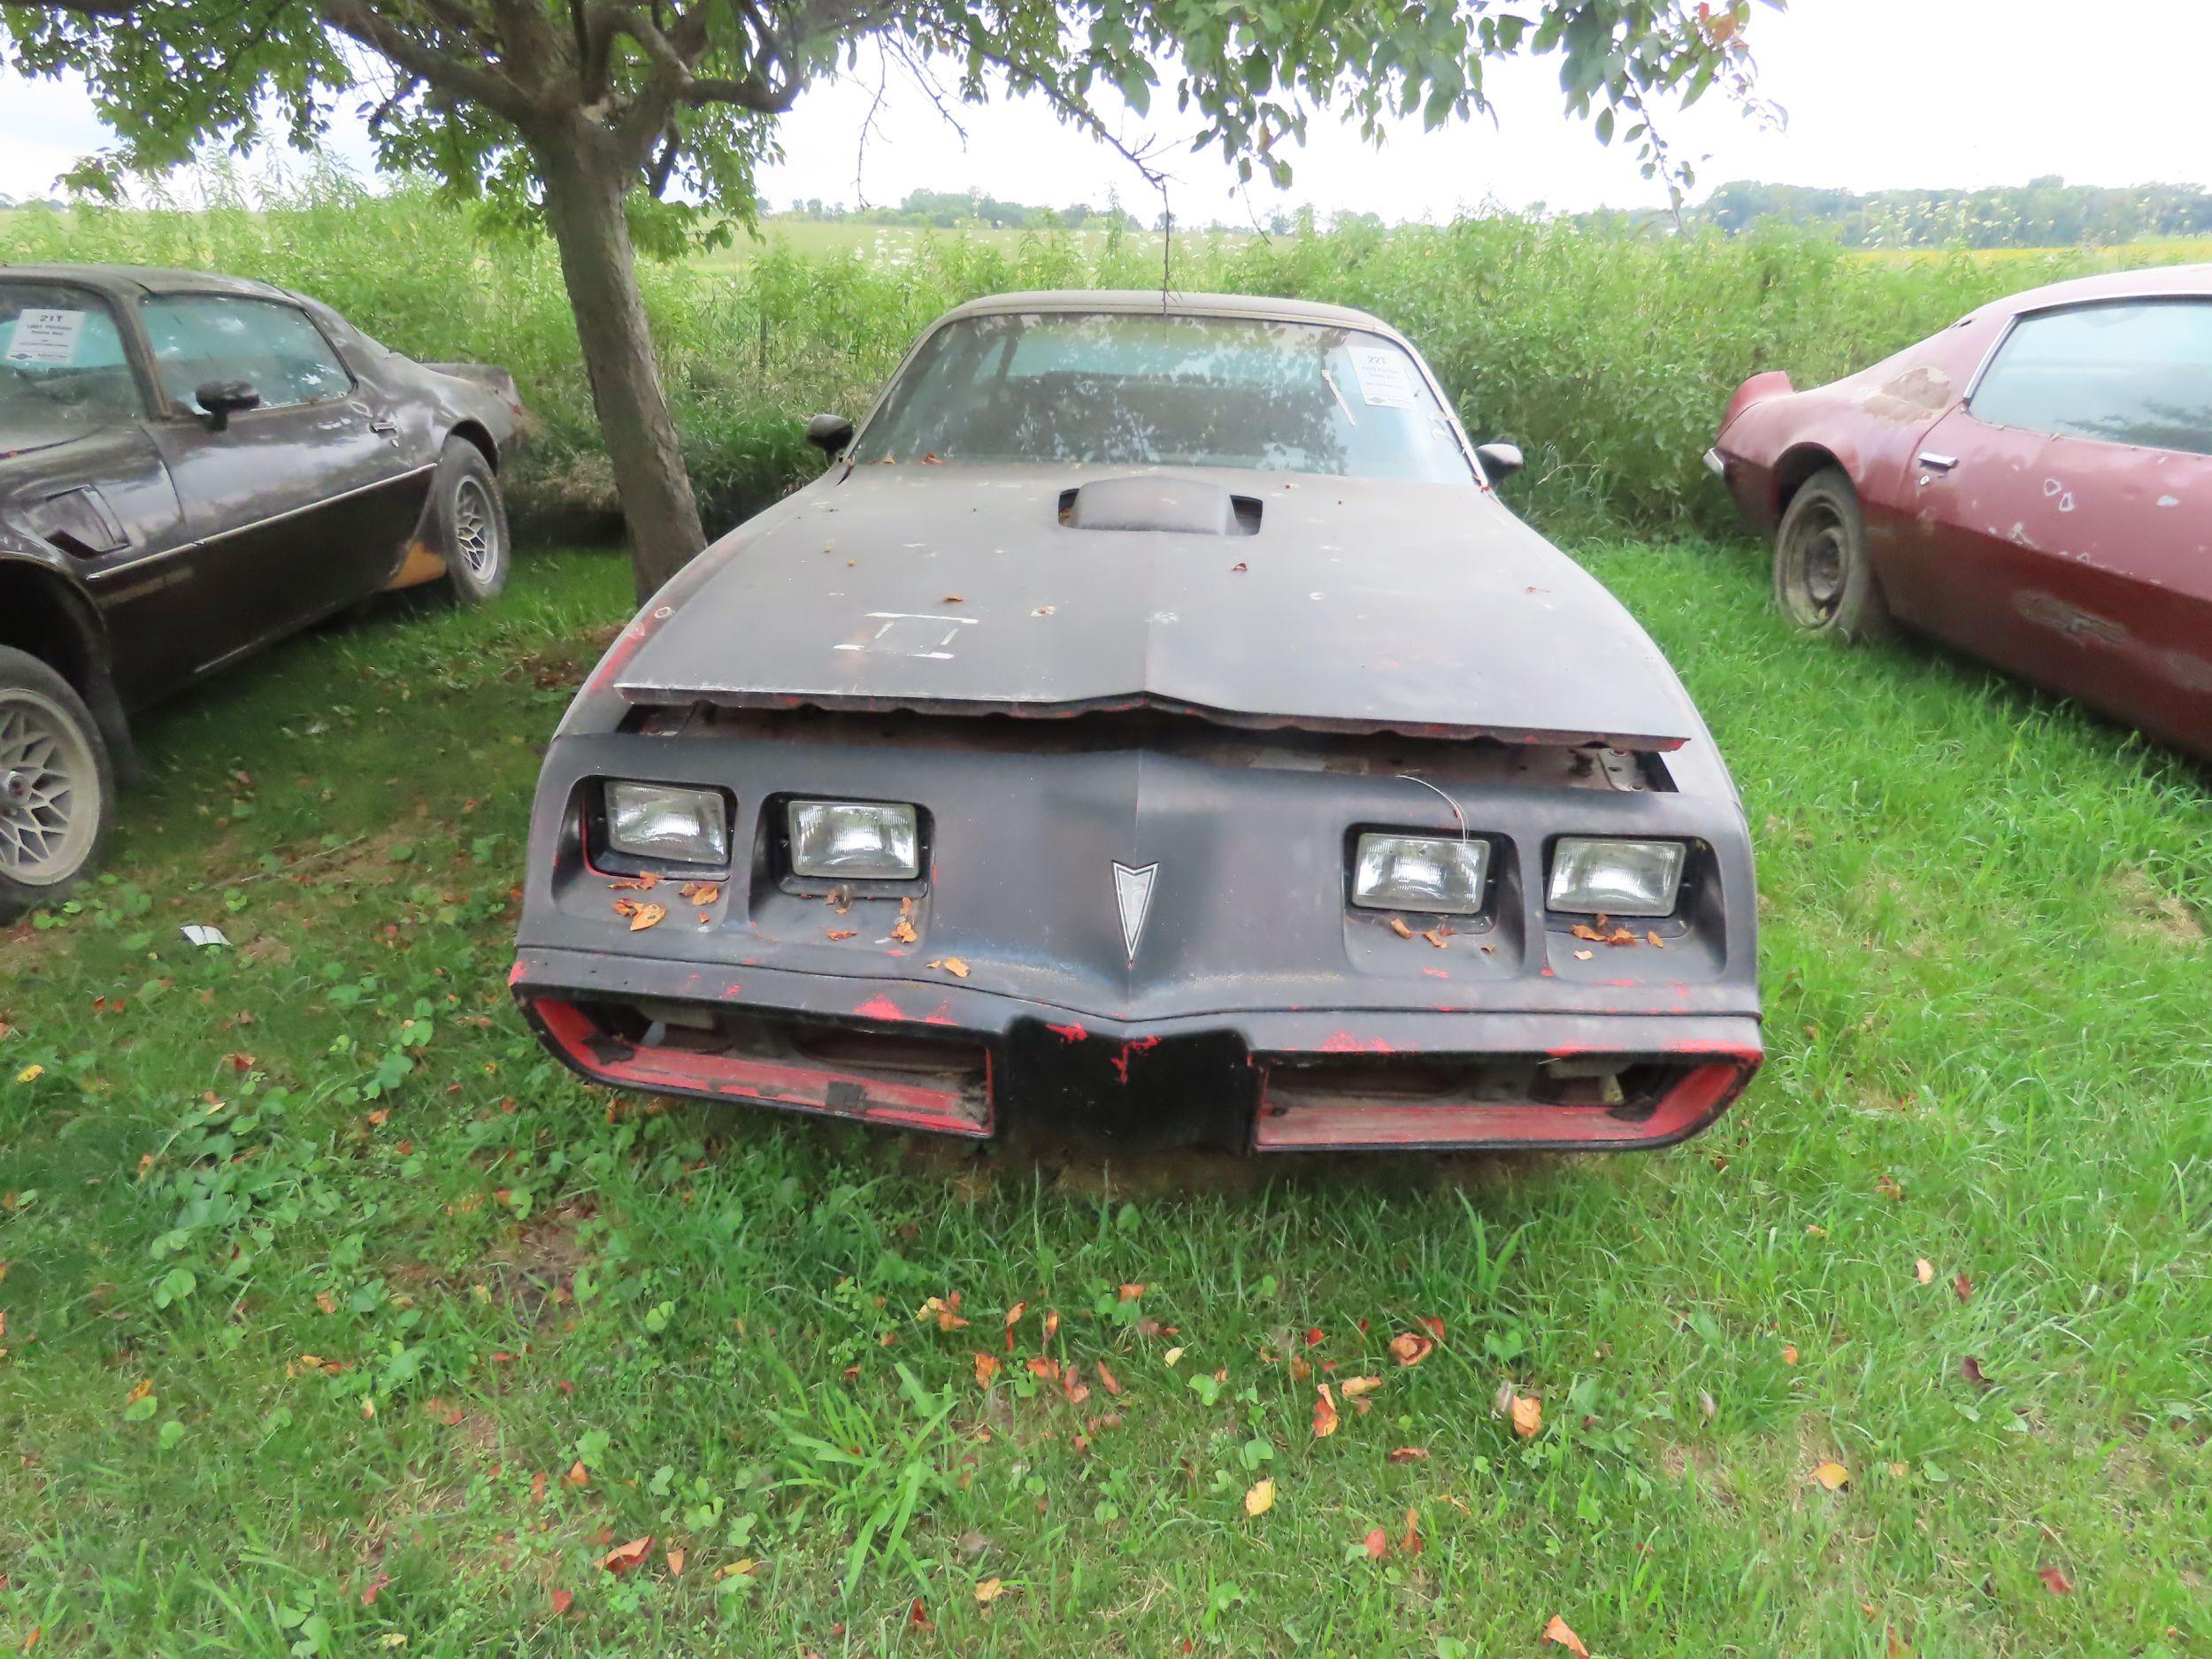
xmin=935 ymin=288 xmax=1405 ymax=338
xmin=1978 ymin=261 xmax=2212 ymax=319
xmin=0 ymin=262 xmax=298 ymax=302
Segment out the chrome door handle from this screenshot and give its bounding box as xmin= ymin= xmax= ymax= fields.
xmin=368 ymin=414 xmax=399 ymax=437
xmin=1916 ymin=451 xmax=1958 ymax=472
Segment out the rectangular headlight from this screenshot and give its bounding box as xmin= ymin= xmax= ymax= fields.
xmin=603 ymin=780 xmax=729 ymax=865
xmin=788 ymin=800 xmax=919 ymax=880
xmin=1352 ymin=833 xmax=1489 ymax=915
xmin=1548 ymin=837 xmax=1686 ymax=917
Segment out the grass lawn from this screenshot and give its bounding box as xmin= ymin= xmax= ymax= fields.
xmin=3 ymin=539 xmax=2208 ymax=1658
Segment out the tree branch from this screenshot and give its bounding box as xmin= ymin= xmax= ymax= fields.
xmin=315 ymin=0 xmax=542 ymax=127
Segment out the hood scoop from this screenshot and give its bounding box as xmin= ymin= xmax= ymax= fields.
xmin=1059 ymin=475 xmax=1262 ymax=536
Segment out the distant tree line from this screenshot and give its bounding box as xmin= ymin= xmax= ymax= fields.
xmin=1678 ymin=176 xmax=2212 ymax=249
xmin=780 ymin=188 xmax=1141 ymax=230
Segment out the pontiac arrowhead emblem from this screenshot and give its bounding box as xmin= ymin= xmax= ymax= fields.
xmin=1112 ymin=861 xmax=1159 ymax=963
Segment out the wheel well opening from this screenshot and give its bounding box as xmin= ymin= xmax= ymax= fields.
xmin=1772 ymin=446 xmax=1843 ymax=519
xmin=0 ymin=565 xmax=99 ymax=695
xmin=449 ymin=421 xmax=499 ymax=472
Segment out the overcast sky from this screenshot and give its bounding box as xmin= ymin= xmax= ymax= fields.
xmin=3 ymin=0 xmax=2208 ymax=220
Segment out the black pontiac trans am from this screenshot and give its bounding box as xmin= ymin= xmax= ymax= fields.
xmin=513 ymin=292 xmax=1761 ymax=1153
xmin=1 ymin=265 xmax=525 ymax=918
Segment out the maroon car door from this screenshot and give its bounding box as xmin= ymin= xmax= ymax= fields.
xmin=138 ymin=292 xmax=426 ymax=677
xmin=1891 ymin=296 xmax=2212 ymax=755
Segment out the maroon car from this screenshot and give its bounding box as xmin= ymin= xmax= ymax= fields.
xmin=1708 ymin=265 xmax=2212 ymax=759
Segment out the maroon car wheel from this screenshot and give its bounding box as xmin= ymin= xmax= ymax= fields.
xmin=1773 ymin=467 xmax=1894 ymax=643
xmin=0 ymin=646 xmax=112 ymax=921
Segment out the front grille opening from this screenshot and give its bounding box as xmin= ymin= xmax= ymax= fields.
xmin=1263 ymin=1054 xmax=1696 ymax=1117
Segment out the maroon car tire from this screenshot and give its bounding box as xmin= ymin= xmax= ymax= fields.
xmin=1773 ymin=467 xmax=1895 ymax=644
xmin=0 ymin=645 xmax=113 ymax=922
xmin=431 ymin=438 xmax=511 ymax=605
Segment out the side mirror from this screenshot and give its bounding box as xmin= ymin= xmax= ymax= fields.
xmin=1475 ymin=441 xmax=1524 ymax=482
xmin=806 ymin=411 xmax=855 ymax=457
xmin=196 ymin=379 xmax=261 ymax=432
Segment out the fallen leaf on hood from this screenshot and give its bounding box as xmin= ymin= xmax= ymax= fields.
xmin=1312 ymin=1383 xmax=1339 ymax=1439
xmin=1961 ymin=1356 xmax=1992 ymax=1392
xmin=1340 ymin=1374 xmax=1382 ymax=1399
xmin=1510 ymin=1392 xmax=1543 ymax=1440
xmin=2037 ymin=1566 xmax=2074 ymax=1595
xmin=1386 ymin=1446 xmax=1429 ymax=1463
xmin=1542 ymin=1615 xmax=1591 ymax=1656
xmin=826 ymin=928 xmax=858 ymax=941
xmin=919 ymin=452 xmax=945 ymax=465
xmin=1573 ymin=949 xmax=1594 ymax=960
xmin=1954 ymin=1272 xmax=1973 ymax=1303
xmin=974 ymin=1353 xmax=1001 ymax=1388
xmin=941 ymin=595 xmax=964 ymax=603
xmin=1387 ymin=917 xmax=1414 ymax=939
xmin=930 ymin=956 xmax=972 ymax=978
xmin=664 ymin=1548 xmax=686 ymax=1577
xmin=1388 ymin=1332 xmax=1434 ymax=1367
xmin=607 ymin=873 xmax=659 ymax=891
xmin=1915 ymin=1257 xmax=1935 ymax=1285
xmin=598 ymin=1536 xmax=652 ymax=1574
xmin=549 ymin=1589 xmax=574 ymax=1616
xmin=1570 ymin=923 xmax=1608 ymax=941
xmin=1421 ymin=927 xmax=1450 ymax=949
xmin=1231 ymin=561 xmax=1248 ymax=573
xmin=1647 ymin=930 xmax=1666 ymax=948
xmin=1095 ymin=1360 xmax=1122 ymax=1396
xmin=1811 ymin=1461 xmax=1850 ymax=1491
xmin=890 ymin=917 xmax=918 ymax=943
xmin=1243 ymin=1478 xmax=1275 ymax=1517
xmin=974 ymin=1577 xmax=1007 ymax=1604
xmin=678 ymin=880 xmax=721 ymax=905
xmin=1363 ymin=1526 xmax=1387 ymax=1559
xmin=626 ymin=902 xmax=667 ymax=932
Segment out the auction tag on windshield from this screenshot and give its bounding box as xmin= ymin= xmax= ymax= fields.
xmin=4 ymin=308 xmax=86 ymax=366
xmin=1347 ymin=342 xmax=1420 ymax=409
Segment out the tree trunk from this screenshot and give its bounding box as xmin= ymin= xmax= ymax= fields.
xmin=537 ymin=142 xmax=705 ymax=601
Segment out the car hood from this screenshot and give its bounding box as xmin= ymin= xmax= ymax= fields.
xmin=616 ymin=465 xmax=1700 ymax=749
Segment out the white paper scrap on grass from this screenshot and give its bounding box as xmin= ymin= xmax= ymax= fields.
xmin=180 ymin=924 xmax=232 ymax=948
xmin=3 ymin=309 xmax=87 ymax=366
xmin=1346 ymin=342 xmax=1420 ymax=409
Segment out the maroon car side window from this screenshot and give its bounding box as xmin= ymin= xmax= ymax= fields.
xmin=1970 ymin=298 xmax=2212 ymax=457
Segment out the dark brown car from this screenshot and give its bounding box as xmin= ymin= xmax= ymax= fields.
xmin=0 ymin=264 xmax=526 ymax=917
xmin=1708 ymin=265 xmax=2212 ymax=759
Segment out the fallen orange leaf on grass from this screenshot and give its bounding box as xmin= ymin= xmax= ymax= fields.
xmin=125 ymin=1378 xmax=153 ymax=1405
xmin=974 ymin=1578 xmax=1007 ymax=1604
xmin=974 ymin=1352 xmax=1001 ymax=1388
xmin=909 ymin=1599 xmax=934 ymax=1631
xmin=1095 ymin=1360 xmax=1122 ymax=1397
xmin=549 ymin=1589 xmax=574 ymax=1616
xmin=1542 ymin=1615 xmax=1591 ymax=1656
xmin=1244 ymin=1478 xmax=1276 ymax=1517
xmin=918 ymin=1294 xmax=969 ymax=1332
xmin=598 ymin=1536 xmax=652 ymax=1574
xmin=565 ymin=1461 xmax=589 ymax=1486
xmin=530 ymin=1471 xmax=548 ymax=1504
xmin=1510 ymin=1392 xmax=1543 ymax=1440
xmin=1386 ymin=1446 xmax=1429 ymax=1463
xmin=664 ymin=1548 xmax=686 ymax=1577
xmin=1401 ymin=1507 xmax=1423 ymax=1556
xmin=2038 ymin=1566 xmax=2074 ymax=1595
xmin=1387 ymin=1332 xmax=1433 ymax=1367
xmin=1363 ymin=1526 xmax=1387 ymax=1559
xmin=1312 ymin=1383 xmax=1339 ymax=1439
xmin=1811 ymin=1461 xmax=1850 ymax=1491
xmin=1026 ymin=1356 xmax=1060 ymax=1382
xmin=1118 ymin=1283 xmax=1146 ymax=1302
xmin=1340 ymin=1374 xmax=1382 ymax=1399
xmin=1915 ymin=1257 xmax=1935 ymax=1286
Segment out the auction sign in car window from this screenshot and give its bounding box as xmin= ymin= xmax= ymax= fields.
xmin=0 ymin=282 xmax=141 ymax=430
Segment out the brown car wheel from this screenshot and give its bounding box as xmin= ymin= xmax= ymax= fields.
xmin=0 ymin=645 xmax=112 ymax=922
xmin=433 ymin=438 xmax=511 ymax=605
xmin=1773 ymin=466 xmax=1895 ymax=643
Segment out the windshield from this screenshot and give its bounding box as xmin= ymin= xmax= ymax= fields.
xmin=854 ymin=311 xmax=1475 ymax=484
xmin=0 ymin=282 xmax=142 ymax=435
